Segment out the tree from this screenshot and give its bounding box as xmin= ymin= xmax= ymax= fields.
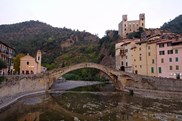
xmin=13 ymin=53 xmax=25 ymax=73
xmin=0 ymin=59 xmax=7 ymax=70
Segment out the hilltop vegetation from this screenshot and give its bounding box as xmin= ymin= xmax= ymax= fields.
xmin=0 ymin=20 xmax=99 ymax=69
xmin=161 ymin=14 xmax=182 ymax=34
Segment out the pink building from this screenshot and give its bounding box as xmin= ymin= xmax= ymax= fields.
xmin=157 ymin=39 xmax=182 ymax=79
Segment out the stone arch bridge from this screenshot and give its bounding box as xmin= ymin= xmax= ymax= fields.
xmin=45 ymin=62 xmax=133 ymax=90
xmin=2 ymin=62 xmax=182 ymax=101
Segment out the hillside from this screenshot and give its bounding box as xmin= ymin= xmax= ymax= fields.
xmin=161 ymin=14 xmax=182 ymax=34
xmin=0 ymin=20 xmax=99 ymax=68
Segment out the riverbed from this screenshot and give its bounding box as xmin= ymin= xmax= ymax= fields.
xmin=0 ymin=81 xmax=182 ymax=121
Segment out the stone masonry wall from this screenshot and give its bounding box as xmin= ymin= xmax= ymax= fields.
xmin=124 ymin=72 xmax=182 ymax=92
xmin=0 ymin=74 xmax=47 ymax=98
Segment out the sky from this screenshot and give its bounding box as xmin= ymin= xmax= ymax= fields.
xmin=0 ymin=0 xmax=182 ymax=37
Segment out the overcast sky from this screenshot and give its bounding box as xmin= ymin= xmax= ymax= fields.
xmin=0 ymin=0 xmax=181 ymax=37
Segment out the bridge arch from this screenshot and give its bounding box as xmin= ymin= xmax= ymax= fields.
xmin=48 ymin=63 xmax=124 ymax=89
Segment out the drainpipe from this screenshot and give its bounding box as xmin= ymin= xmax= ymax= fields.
xmin=146 ymin=43 xmax=148 ymax=76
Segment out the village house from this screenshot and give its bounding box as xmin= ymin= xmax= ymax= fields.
xmin=157 ymin=39 xmax=182 ymax=79
xmin=115 ymin=37 xmax=182 ymax=79
xmin=20 ymin=50 xmax=46 ymax=74
xmin=0 ymin=41 xmax=15 ymax=75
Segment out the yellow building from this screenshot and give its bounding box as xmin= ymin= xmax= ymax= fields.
xmin=146 ymin=41 xmax=157 ymax=76
xmin=134 ymin=41 xmax=147 ymax=75
xmin=20 ymin=50 xmax=42 ymax=74
xmin=133 ymin=41 xmax=158 ymax=76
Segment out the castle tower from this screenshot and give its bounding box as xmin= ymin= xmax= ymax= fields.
xmin=118 ymin=13 xmax=145 ymax=38
xmin=139 ymin=13 xmax=145 ymax=28
xmin=119 ymin=15 xmax=128 ymax=38
xmin=36 ymin=50 xmax=42 ymax=73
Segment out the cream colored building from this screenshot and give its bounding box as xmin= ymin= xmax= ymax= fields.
xmin=115 ymin=39 xmax=139 ymax=73
xmin=115 ymin=42 xmax=124 ymax=70
xmin=20 ymin=50 xmax=42 ymax=74
xmin=118 ymin=13 xmax=145 ymax=38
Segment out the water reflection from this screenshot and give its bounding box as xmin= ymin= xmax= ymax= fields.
xmin=0 ymin=86 xmax=182 ymax=121
xmin=18 ymin=112 xmax=39 ymax=121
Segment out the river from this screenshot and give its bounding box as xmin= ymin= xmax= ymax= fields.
xmin=0 ymin=81 xmax=182 ymax=121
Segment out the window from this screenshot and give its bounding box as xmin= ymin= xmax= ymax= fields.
xmin=175 ymin=49 xmax=178 ymax=54
xmin=176 ymin=66 xmax=179 ymax=70
xmin=176 ymin=57 xmax=179 ymax=62
xmin=140 ymin=65 xmax=142 ymax=68
xmin=169 ymin=66 xmax=173 ymax=70
xmin=38 ymin=56 xmax=40 ymax=60
xmin=159 ymin=43 xmax=164 ymax=48
xmin=148 ymin=52 xmax=151 ymax=56
xmin=27 ymin=61 xmax=29 ymax=65
xmin=126 ymin=62 xmax=128 ymax=66
xmin=169 ymin=58 xmax=172 ymax=62
xmin=142 ymin=23 xmax=144 ymax=26
xmin=148 ymin=46 xmax=150 ymax=50
xmin=152 ymin=59 xmax=155 ymax=64
xmin=139 ymin=47 xmax=141 ymax=51
xmin=158 ymin=67 xmax=162 ymax=73
xmin=167 ymin=42 xmax=172 ymax=46
xmin=151 ymin=67 xmax=154 ymax=73
xmin=125 ymin=28 xmax=126 ymax=31
xmin=139 ymin=57 xmax=142 ymax=61
xmin=167 ymin=50 xmax=173 ymax=54
xmin=121 ymin=61 xmax=123 ymax=66
xmin=161 ymin=58 xmax=164 ymax=63
xmin=22 ymin=71 xmax=24 ymax=74
xmin=159 ymin=51 xmax=165 ymax=55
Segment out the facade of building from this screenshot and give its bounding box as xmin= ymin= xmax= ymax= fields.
xmin=115 ymin=42 xmax=124 ymax=70
xmin=118 ymin=13 xmax=145 ymax=38
xmin=115 ymin=39 xmax=139 ymax=73
xmin=133 ymin=41 xmax=157 ymax=76
xmin=134 ymin=41 xmax=148 ymax=75
xmin=0 ymin=41 xmax=15 ymax=74
xmin=116 ymin=38 xmax=182 ymax=79
xmin=157 ymin=39 xmax=182 ymax=79
xmin=20 ymin=50 xmax=42 ymax=74
xmin=146 ymin=41 xmax=157 ymax=77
